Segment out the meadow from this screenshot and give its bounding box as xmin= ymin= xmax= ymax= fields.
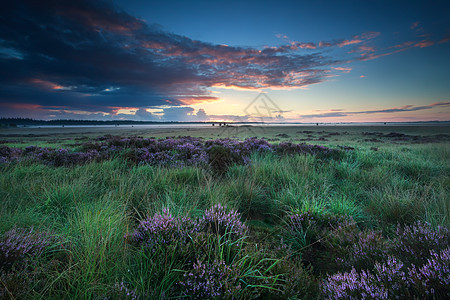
xmin=0 ymin=124 xmax=449 ymax=299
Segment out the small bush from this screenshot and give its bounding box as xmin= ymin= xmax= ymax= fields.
xmin=0 ymin=227 xmax=56 ymax=272
xmin=179 ymin=259 xmax=241 ymax=299
xmin=323 ymin=257 xmax=409 ymax=299
xmin=408 ymin=247 xmax=450 ymax=298
xmin=392 ymin=221 xmax=450 ymax=266
xmin=199 ymin=204 xmax=247 ymax=240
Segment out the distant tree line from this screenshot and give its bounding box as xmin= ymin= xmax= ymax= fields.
xmin=0 ymin=118 xmax=265 ymax=127
xmin=0 ymin=118 xmax=207 ymax=126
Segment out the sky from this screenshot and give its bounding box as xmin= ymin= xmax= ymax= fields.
xmin=1 ymin=0 xmax=449 ymax=122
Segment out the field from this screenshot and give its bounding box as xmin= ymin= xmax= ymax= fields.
xmin=1 ymin=124 xmax=449 ymax=299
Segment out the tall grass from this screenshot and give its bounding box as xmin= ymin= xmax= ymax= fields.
xmin=0 ymin=142 xmax=449 ymax=298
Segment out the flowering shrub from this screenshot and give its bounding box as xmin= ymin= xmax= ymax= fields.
xmin=179 ymin=259 xmax=241 ymax=299
xmin=392 ymin=221 xmax=450 ymax=266
xmin=323 ymin=248 xmax=450 ymax=299
xmin=408 ymin=247 xmax=450 ymax=298
xmin=128 ymin=209 xmax=198 ymax=252
xmin=0 ymin=146 xmax=22 ymax=164
xmin=199 ymin=204 xmax=247 ymax=240
xmin=128 ymin=204 xmax=246 ymax=253
xmin=0 ymin=137 xmax=345 ymax=169
xmin=336 ymin=230 xmax=389 ymax=272
xmin=128 ymin=206 xmax=257 ymax=299
xmin=0 ymin=227 xmax=62 ymax=298
xmin=0 ymin=227 xmax=57 ymax=272
xmin=323 ymin=257 xmax=409 ymax=299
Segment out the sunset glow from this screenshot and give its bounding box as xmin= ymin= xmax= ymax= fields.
xmin=0 ymin=0 xmax=449 ymax=122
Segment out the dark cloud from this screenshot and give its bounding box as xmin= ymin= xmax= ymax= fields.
xmin=0 ymin=0 xmax=446 ymax=120
xmin=0 ymin=0 xmax=346 ymax=117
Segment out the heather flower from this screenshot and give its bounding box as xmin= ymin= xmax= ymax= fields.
xmin=128 ymin=209 xmax=199 ymax=251
xmin=374 ymin=257 xmax=409 ymax=297
xmin=2 ymin=137 xmax=343 ymax=168
xmin=323 ymin=267 xmax=388 ymax=299
xmin=179 ymin=259 xmax=241 ymax=299
xmin=199 ymin=204 xmax=247 ymax=240
xmin=408 ymin=247 xmax=450 ymax=297
xmin=323 ymin=257 xmax=409 ymax=299
xmin=0 ymin=227 xmax=56 ymax=272
xmin=0 ymin=146 xmax=22 ymax=163
xmin=339 ymin=230 xmax=389 ymax=271
xmin=392 ymin=221 xmax=450 ymax=266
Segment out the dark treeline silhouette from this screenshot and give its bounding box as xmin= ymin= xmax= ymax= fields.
xmin=0 ymin=118 xmax=263 ymax=126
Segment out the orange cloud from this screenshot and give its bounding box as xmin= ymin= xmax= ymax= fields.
xmin=332 ymin=67 xmax=352 ymax=73
xmin=177 ymin=96 xmax=221 ymax=105
xmin=415 ymin=40 xmax=435 ymax=48
xmin=30 ymin=78 xmax=65 ymax=90
xmin=337 ymin=39 xmax=363 ymax=47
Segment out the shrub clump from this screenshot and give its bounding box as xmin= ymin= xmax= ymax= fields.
xmin=199 ymin=204 xmax=247 ymax=239
xmin=127 ymin=208 xmax=199 ymax=252
xmin=323 ymin=249 xmax=450 ymax=299
xmin=323 ymin=256 xmax=408 ymax=299
xmin=0 ymin=136 xmax=345 ymax=169
xmin=408 ymin=247 xmax=450 ymax=297
xmin=0 ymin=227 xmax=56 ymax=272
xmin=178 ymin=259 xmax=241 ymax=299
xmin=0 ymin=227 xmax=62 ymax=298
xmin=392 ymin=221 xmax=450 ymax=266
xmin=322 ymin=222 xmax=450 ymax=299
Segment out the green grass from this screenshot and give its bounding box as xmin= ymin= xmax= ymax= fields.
xmin=0 ymin=128 xmax=449 ymax=298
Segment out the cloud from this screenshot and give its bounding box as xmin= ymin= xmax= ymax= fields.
xmin=337 ymin=39 xmax=363 ymax=47
xmin=300 ymin=102 xmax=450 ymax=118
xmin=411 ymin=21 xmax=420 ymax=30
xmin=134 ymin=108 xmax=159 ymax=121
xmin=415 ymin=40 xmax=435 ymax=48
xmin=0 ymin=1 xmax=446 ymax=120
xmin=332 ymin=67 xmax=352 ymax=73
xmin=439 ymin=34 xmax=450 ymax=44
xmin=0 ymin=0 xmax=352 ymax=117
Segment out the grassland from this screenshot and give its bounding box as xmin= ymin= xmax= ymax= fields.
xmin=0 ymin=124 xmax=449 ymax=299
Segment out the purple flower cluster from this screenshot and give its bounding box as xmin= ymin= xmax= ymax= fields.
xmin=338 ymin=230 xmax=389 ymax=271
xmin=323 ymin=267 xmax=389 ymax=299
xmin=409 ymin=247 xmax=450 ymax=297
xmin=392 ymin=221 xmax=450 ymax=266
xmin=128 ymin=209 xmax=198 ymax=251
xmin=324 ymin=249 xmax=450 ymax=299
xmin=1 ymin=136 xmax=344 ymax=169
xmin=129 ymin=204 xmax=247 ymax=251
xmin=322 ymin=222 xmax=450 ymax=299
xmin=0 ymin=146 xmax=22 ymax=164
xmin=199 ymin=204 xmax=247 ymax=239
xmin=179 ymin=259 xmax=240 ymax=299
xmin=0 ymin=227 xmax=56 ymax=272
xmin=0 ymin=145 xmax=100 ymax=166
xmin=323 ymin=257 xmax=408 ymax=299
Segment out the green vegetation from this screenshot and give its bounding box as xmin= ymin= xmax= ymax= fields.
xmin=0 ymin=126 xmax=449 ymax=299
